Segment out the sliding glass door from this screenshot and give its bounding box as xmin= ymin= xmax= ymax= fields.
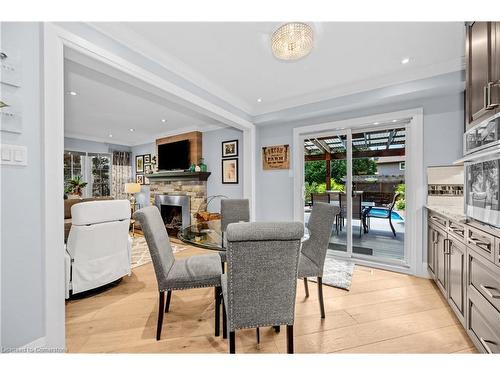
xmin=303 ymin=122 xmax=408 ymax=266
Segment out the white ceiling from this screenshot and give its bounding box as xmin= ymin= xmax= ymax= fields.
xmin=91 ymin=22 xmax=465 ymax=116
xmin=64 ymin=54 xmax=224 ymax=146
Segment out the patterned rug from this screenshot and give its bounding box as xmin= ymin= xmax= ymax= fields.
xmin=309 ymin=251 xmax=355 ymax=290
xmin=131 ymin=236 xmax=187 ymax=269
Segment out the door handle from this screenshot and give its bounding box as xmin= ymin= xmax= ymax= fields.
xmin=479 ymin=337 xmax=496 ymax=354
xmin=479 ymin=284 xmax=500 ymax=299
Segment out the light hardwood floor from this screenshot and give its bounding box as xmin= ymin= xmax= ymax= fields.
xmin=65 ymin=240 xmax=477 ymax=354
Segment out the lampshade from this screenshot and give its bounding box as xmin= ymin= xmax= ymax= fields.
xmin=271 ymin=23 xmax=314 ymax=61
xmin=124 ymin=183 xmax=141 ymax=194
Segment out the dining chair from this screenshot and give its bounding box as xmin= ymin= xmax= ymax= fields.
xmin=299 ymin=202 xmax=338 ymax=318
xmin=221 ymin=221 xmax=304 ymax=354
xmin=364 ymin=192 xmax=401 ymax=237
xmin=133 ymin=206 xmax=223 ymax=341
xmin=219 ymin=199 xmax=250 ymax=264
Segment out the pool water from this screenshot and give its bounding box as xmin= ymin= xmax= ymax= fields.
xmin=368 ymin=208 xmax=404 ymax=221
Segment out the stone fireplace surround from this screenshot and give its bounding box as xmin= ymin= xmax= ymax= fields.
xmin=149 ymin=179 xmax=207 ymax=228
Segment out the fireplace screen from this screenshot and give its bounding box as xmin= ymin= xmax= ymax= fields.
xmin=154 ymin=194 xmax=191 ymax=236
xmin=161 ymin=205 xmax=183 ymax=235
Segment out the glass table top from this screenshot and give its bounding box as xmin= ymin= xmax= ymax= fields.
xmin=178 ymin=220 xmax=310 ymax=251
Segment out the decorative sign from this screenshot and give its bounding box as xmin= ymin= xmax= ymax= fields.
xmin=262 ymin=144 xmax=290 ymax=170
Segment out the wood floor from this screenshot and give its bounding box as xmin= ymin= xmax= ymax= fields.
xmin=65 ymin=241 xmax=477 ymax=354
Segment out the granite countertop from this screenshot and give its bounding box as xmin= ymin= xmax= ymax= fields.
xmin=425 ymin=204 xmax=467 ymax=223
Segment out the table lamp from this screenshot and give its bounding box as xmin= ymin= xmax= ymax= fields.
xmin=124 ymin=182 xmax=141 ymax=205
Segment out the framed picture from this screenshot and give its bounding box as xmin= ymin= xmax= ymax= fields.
xmin=222 ymin=158 xmax=238 ymax=184
xmin=144 ymin=154 xmax=151 ymax=164
xmin=144 ymin=164 xmax=152 ymax=174
xmin=136 ymin=174 xmax=145 ymax=185
xmin=144 ymin=176 xmax=150 ymax=185
xmin=222 ymin=139 xmax=238 ymax=158
xmin=136 ymin=155 xmax=144 ymax=173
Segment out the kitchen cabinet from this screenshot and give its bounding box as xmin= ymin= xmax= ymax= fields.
xmin=427 ymin=225 xmax=436 ymax=277
xmin=465 ymin=22 xmax=500 ymax=129
xmin=435 ymin=226 xmax=448 ymax=296
xmin=448 ymin=235 xmax=466 ymax=323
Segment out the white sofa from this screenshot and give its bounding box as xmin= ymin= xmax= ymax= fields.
xmin=65 ymin=199 xmax=132 ymax=298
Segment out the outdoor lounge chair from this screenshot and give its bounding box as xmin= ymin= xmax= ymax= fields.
xmin=364 ymin=192 xmax=401 ymax=237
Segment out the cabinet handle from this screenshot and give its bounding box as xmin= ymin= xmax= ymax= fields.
xmin=479 ymin=337 xmax=495 ymax=354
xmin=486 ymin=81 xmax=500 ymax=110
xmin=479 ymin=284 xmax=500 ymax=299
xmin=444 ymin=238 xmax=451 ymax=254
xmin=468 ymin=237 xmax=491 ymax=250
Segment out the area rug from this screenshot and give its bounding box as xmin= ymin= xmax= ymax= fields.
xmin=309 ymin=251 xmax=355 ymax=291
xmin=131 ymin=236 xmax=187 ymax=269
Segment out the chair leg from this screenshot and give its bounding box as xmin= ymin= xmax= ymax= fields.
xmin=164 ymin=290 xmax=172 ymax=313
xmin=286 ymin=325 xmax=294 ymax=354
xmin=221 ymin=260 xmax=225 ymax=274
xmin=303 ymin=277 xmax=309 ymax=298
xmin=256 ymin=327 xmax=260 ymax=344
xmin=317 ymin=277 xmax=325 ymax=319
xmin=229 ymin=331 xmax=236 ymax=354
xmin=222 ymin=299 xmax=227 ymax=339
xmin=273 ymin=325 xmax=280 ymax=333
xmin=215 ymin=286 xmax=221 ymax=337
xmin=156 ymin=291 xmax=165 ymax=341
xmin=389 ymin=217 xmax=396 ymax=237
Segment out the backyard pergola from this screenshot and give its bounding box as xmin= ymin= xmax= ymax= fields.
xmin=304 ymin=123 xmax=407 ymax=190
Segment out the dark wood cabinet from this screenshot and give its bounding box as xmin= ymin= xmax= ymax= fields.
xmin=466 ymin=22 xmax=500 ymax=129
xmin=435 ymin=226 xmax=448 ymax=296
xmin=448 ymin=236 xmax=466 ymax=322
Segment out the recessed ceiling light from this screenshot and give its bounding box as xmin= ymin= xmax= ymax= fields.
xmin=401 ymin=57 xmax=410 ymax=65
xmin=392 ymin=119 xmax=398 ymax=123
xmin=108 ymin=134 xmax=113 ymax=138
xmin=161 ymin=119 xmax=167 ymax=123
xmin=373 ymin=122 xmax=380 ymax=125
xmin=129 ymin=128 xmax=135 ymax=132
xmin=68 ymin=91 xmax=78 ymax=96
xmin=257 ymin=98 xmax=262 ymax=103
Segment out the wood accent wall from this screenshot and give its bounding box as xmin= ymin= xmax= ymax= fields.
xmin=156 ymin=131 xmax=202 ymax=165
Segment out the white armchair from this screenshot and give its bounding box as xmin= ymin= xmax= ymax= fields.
xmin=65 ymin=199 xmax=132 ymax=298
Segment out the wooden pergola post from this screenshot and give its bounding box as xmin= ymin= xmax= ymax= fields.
xmin=325 ymin=153 xmax=331 ymax=190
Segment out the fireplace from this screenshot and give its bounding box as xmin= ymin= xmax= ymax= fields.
xmin=154 ymin=195 xmax=191 ymax=235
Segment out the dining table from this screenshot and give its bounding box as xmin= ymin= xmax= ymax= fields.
xmin=178 ymin=219 xmax=310 ymax=250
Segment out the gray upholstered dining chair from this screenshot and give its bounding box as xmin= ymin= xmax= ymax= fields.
xmin=219 ymin=199 xmax=250 ymax=263
xmin=133 ymin=206 xmax=223 ymax=341
xmin=299 ymin=202 xmax=338 ymax=318
xmin=220 ymin=221 xmax=304 ymax=354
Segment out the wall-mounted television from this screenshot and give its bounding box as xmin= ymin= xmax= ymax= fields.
xmin=158 ymin=140 xmax=190 ymax=171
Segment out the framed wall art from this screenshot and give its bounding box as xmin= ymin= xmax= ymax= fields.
xmin=135 ymin=155 xmax=144 ymax=173
xmin=222 ymin=139 xmax=238 ymax=158
xmin=222 ymin=158 xmax=238 ymax=184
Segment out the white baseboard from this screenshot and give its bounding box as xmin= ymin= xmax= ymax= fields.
xmin=21 ymin=336 xmax=47 ymax=349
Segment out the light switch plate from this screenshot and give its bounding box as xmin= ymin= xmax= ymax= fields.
xmin=0 ymin=144 xmax=27 ymax=166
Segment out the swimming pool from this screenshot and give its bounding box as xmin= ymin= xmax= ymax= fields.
xmin=367 ymin=208 xmax=404 ymax=221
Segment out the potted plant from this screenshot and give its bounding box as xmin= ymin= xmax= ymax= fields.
xmin=65 ymin=176 xmax=88 ymax=199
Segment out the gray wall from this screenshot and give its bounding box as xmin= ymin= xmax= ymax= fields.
xmin=202 ymin=127 xmax=244 ymax=212
xmin=130 ymin=127 xmax=244 ymax=212
xmin=255 ymin=92 xmax=464 ymax=221
xmin=64 ymin=137 xmax=131 ymax=154
xmin=1 ymin=22 xmax=45 ymax=347
xmin=377 ymin=162 xmax=405 ymax=176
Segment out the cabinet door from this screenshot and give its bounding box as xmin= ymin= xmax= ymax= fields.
xmin=427 ymin=225 xmax=436 ymax=276
xmin=448 ymin=237 xmax=466 ymax=323
xmin=492 ymin=22 xmax=500 ymax=114
xmin=466 ymin=22 xmax=495 ymax=127
xmin=435 ymin=228 xmax=447 ymax=296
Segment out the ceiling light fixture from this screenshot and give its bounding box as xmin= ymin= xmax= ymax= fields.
xmin=271 ymin=23 xmax=313 ymax=61
xmin=129 ymin=128 xmax=135 ymax=132
xmin=108 ymin=134 xmax=113 ymax=138
xmin=257 ymin=98 xmax=262 ymax=103
xmin=392 ymin=119 xmax=398 ymax=123
xmin=373 ymin=122 xmax=380 ymax=125
xmin=68 ymin=91 xmax=78 ymax=96
xmin=161 ymin=119 xmax=167 ymax=123
xmin=401 ymin=57 xmax=410 ymax=65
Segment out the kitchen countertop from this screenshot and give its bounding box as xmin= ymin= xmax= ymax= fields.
xmin=425 ymin=204 xmax=467 ymax=223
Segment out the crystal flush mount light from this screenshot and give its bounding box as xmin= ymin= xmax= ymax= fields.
xmin=271 ymin=23 xmax=314 ymax=61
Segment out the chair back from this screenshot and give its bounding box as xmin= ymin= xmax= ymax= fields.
xmin=221 ymin=199 xmax=250 ymax=231
xmin=388 ymin=192 xmax=400 ymax=211
xmin=67 ymin=200 xmax=131 ymax=293
xmin=225 ymin=222 xmax=304 ymax=331
xmin=133 ymin=206 xmax=176 ymax=291
xmin=301 ymin=202 xmax=338 ymax=273
xmin=352 ymin=192 xmax=363 ymax=219
xmin=311 ymin=193 xmax=329 ymax=205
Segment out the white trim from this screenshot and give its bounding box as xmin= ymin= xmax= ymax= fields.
xmin=293 ymin=108 xmax=425 ymax=276
xmin=21 ymin=336 xmax=47 ymax=350
xmin=43 ymin=22 xmax=257 ymax=350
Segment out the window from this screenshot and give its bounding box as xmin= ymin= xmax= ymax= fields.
xmin=399 ymin=161 xmax=406 ymax=170
xmin=64 ymin=150 xmax=112 ymax=198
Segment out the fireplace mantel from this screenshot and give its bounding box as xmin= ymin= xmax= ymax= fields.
xmin=147 ymin=171 xmax=211 ymax=182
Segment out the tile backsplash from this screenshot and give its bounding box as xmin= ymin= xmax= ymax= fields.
xmin=428 ymin=184 xmax=464 ymax=196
